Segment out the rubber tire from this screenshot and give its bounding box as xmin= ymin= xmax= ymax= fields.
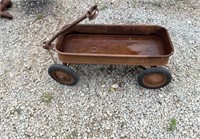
xmin=48 ymin=64 xmax=78 ymax=86
xmin=137 ymin=67 xmax=172 ymax=89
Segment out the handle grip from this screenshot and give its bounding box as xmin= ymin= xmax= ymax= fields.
xmin=86 ymin=4 xmax=99 ymax=20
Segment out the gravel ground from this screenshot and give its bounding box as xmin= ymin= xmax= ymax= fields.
xmin=0 ymin=0 xmax=200 ymax=138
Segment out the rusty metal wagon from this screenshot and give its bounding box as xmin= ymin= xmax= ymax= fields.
xmin=43 ymin=5 xmax=174 ymax=89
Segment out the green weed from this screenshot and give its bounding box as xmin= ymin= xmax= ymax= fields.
xmin=168 ymin=118 xmax=177 ymax=132
xmin=41 ymin=93 xmax=53 ymax=104
xmin=66 ymin=130 xmax=78 ymax=139
xmin=10 ymin=106 xmax=22 ymax=115
xmin=99 ymin=5 xmax=108 ymax=11
xmin=35 ymin=14 xmax=43 ymax=20
xmin=152 ymin=2 xmax=161 ymax=7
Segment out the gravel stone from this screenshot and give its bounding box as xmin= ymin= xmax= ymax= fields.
xmin=0 ymin=0 xmax=200 ymax=138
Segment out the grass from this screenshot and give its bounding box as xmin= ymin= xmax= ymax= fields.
xmin=35 ymin=14 xmax=44 ymax=20
xmin=41 ymin=93 xmax=53 ymax=104
xmin=108 ymin=84 xmax=119 ymax=93
xmin=168 ymin=118 xmax=177 ymax=132
xmin=109 ymin=87 xmax=117 ymax=93
xmin=151 ymin=2 xmax=162 ymax=7
xmin=99 ymin=5 xmax=108 ymax=11
xmin=10 ymin=107 xmax=22 ymax=115
xmin=66 ymin=130 xmax=78 ymax=139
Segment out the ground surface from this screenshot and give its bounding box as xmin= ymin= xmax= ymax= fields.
xmin=0 ymin=0 xmax=200 ymax=138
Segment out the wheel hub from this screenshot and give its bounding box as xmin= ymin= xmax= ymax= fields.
xmin=53 ymin=71 xmax=73 ymax=84
xmin=58 ymin=75 xmax=65 ymax=80
xmin=143 ymin=73 xmax=167 ymax=87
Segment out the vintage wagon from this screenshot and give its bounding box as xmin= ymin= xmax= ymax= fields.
xmin=43 ymin=5 xmax=174 ymax=89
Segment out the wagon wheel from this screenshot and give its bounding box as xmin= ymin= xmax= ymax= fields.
xmin=48 ymin=64 xmax=78 ymax=86
xmin=137 ymin=67 xmax=172 ymax=89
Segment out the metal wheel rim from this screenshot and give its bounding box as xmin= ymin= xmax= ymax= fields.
xmin=52 ymin=70 xmax=74 ymax=85
xmin=142 ymin=73 xmax=167 ymax=88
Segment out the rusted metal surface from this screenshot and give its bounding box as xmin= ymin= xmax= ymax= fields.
xmin=43 ymin=5 xmax=174 ymax=88
xmin=142 ymin=72 xmax=167 ymax=87
xmin=0 ymin=0 xmax=13 ymax=19
xmin=51 ymin=70 xmax=73 ymax=84
xmin=43 ymin=5 xmax=173 ymax=66
xmin=55 ymin=24 xmax=174 ymax=66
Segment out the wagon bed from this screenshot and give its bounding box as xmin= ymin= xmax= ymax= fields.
xmin=55 ymin=24 xmax=173 ymax=66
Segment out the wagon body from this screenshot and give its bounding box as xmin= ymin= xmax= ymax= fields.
xmin=55 ymin=24 xmax=174 ymax=66
xmin=43 ymin=5 xmax=174 ymax=89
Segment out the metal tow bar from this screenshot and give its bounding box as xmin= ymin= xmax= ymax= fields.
xmin=43 ymin=5 xmax=99 ymax=63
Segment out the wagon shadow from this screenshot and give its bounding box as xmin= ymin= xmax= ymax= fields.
xmin=73 ymin=64 xmax=141 ymax=87
xmin=20 ymin=0 xmax=53 ymax=16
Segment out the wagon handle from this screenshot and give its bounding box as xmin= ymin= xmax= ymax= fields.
xmin=43 ymin=5 xmax=99 ymax=50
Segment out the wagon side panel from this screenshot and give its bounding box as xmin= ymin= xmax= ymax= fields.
xmin=57 ymin=54 xmax=169 ymax=66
